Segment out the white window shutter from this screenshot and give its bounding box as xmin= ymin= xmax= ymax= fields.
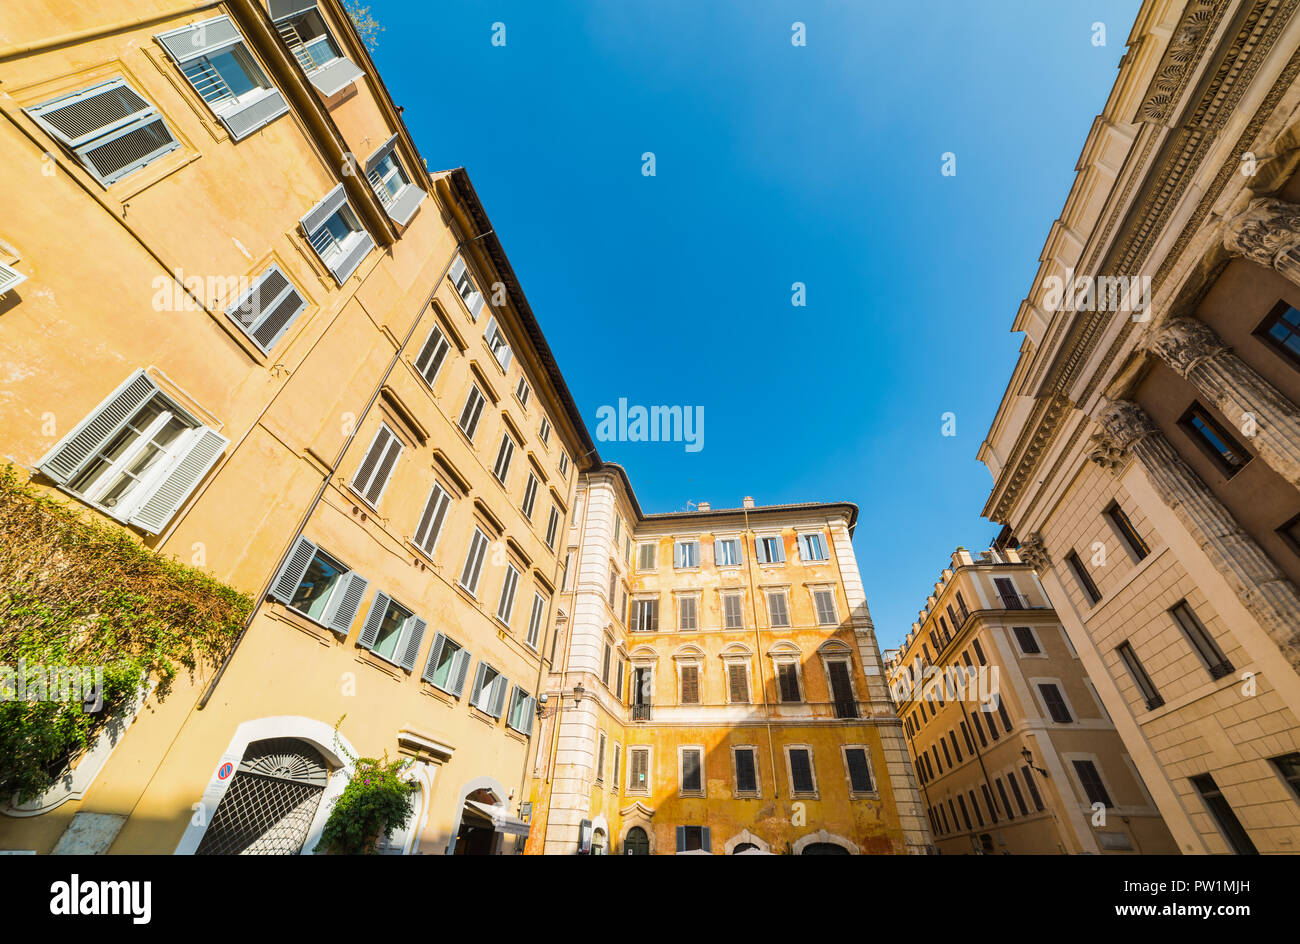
xmin=398 ymin=617 xmax=427 ymax=671
xmin=449 ymin=256 xmax=467 ymax=285
xmin=523 ymin=696 xmax=536 ymax=735
xmin=452 ymin=649 xmax=472 ymax=697
xmin=326 ymin=572 xmax=369 ymax=634
xmin=422 ymin=633 xmax=447 ymax=684
xmin=490 ymin=674 xmax=510 ymax=717
xmin=128 ymin=428 xmax=228 ymax=534
xmin=268 ymin=535 xmax=318 ymax=603
xmin=300 ymin=184 xmax=348 ymax=237
xmin=358 ymin=592 xmax=391 ymax=650
xmin=39 ymin=370 xmax=160 ymax=484
xmin=470 ymin=663 xmax=488 ymax=705
xmin=269 ymin=0 xmax=317 ymax=20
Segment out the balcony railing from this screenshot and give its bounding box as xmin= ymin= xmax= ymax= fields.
xmin=833 ymin=699 xmax=858 ymax=720
xmin=631 ymin=704 xmax=651 ymax=721
xmin=996 ymin=591 xmax=1039 ymax=610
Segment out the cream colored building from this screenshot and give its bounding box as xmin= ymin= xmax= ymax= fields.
xmin=885 ymin=546 xmax=1177 ymax=854
xmin=981 ymin=0 xmax=1300 ymax=854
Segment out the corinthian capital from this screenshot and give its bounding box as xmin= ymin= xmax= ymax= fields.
xmin=1149 ymin=317 xmax=1227 ymax=376
xmin=1094 ymin=398 xmax=1158 ymax=454
xmin=1223 ymin=197 xmax=1300 ymax=268
xmin=1018 ymin=532 xmax=1051 ymax=572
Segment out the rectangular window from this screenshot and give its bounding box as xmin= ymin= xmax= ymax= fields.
xmin=948 ymin=730 xmax=962 ymax=763
xmin=1256 ymin=301 xmax=1300 ymax=368
xmin=631 ymin=598 xmax=659 ymax=632
xmin=27 ymin=79 xmax=181 ymax=187
xmin=638 ymin=542 xmax=656 ymax=571
xmin=41 ymin=371 xmax=228 ymax=534
xmin=496 ymin=563 xmax=520 ymax=624
xmin=722 ymin=593 xmax=744 ymax=629
xmin=628 ymin=748 xmax=650 ymax=794
xmin=996 ymin=778 xmax=1015 ymax=819
xmin=506 ymin=685 xmax=536 ymax=735
xmin=491 ymin=433 xmax=515 ymax=483
xmin=674 ymin=540 xmax=699 ymax=568
xmin=813 ymin=589 xmax=838 ymax=625
xmin=299 ymin=185 xmax=373 ymax=284
xmin=1008 ymin=772 xmax=1029 ymax=815
xmin=1013 ymin=626 xmax=1041 ymax=655
xmin=981 ymin=784 xmax=998 ymax=823
xmin=1116 ymin=641 xmax=1164 ymax=710
xmin=678 ymin=596 xmax=698 ymax=631
xmin=615 ymin=659 xmax=625 ymax=700
xmin=358 ymin=593 xmax=426 ymax=670
xmin=595 ymin=732 xmax=607 ymax=783
xmin=272 ymin=4 xmax=364 ymax=91
xmin=1037 ymin=683 xmax=1073 ymax=723
xmin=727 ymin=663 xmax=749 ymax=703
xmin=224 ymin=264 xmax=308 ymax=354
xmin=558 ymin=450 xmax=569 ymax=477
xmin=269 ymin=536 xmax=368 ymax=634
xmin=1270 ymin=752 xmax=1300 ymax=802
xmin=515 ymin=377 xmax=531 ymax=409
xmin=679 ymin=748 xmax=705 ymax=795
xmin=525 ymin=592 xmax=546 ymax=649
xmin=941 ymin=739 xmax=952 ymax=767
xmin=1021 ymin=766 xmax=1045 ymax=811
xmin=972 ymin=638 xmax=987 ymax=665
xmin=470 ymin=661 xmax=508 ymax=717
xmin=767 ymin=591 xmax=790 ymax=627
xmin=521 ymin=472 xmax=539 ymax=519
xmin=788 ymin=748 xmax=816 ymax=795
xmin=1191 ymin=774 xmax=1258 ymax=854
xmin=777 ymin=662 xmax=801 ymax=702
xmin=449 ymin=255 xmax=485 ymax=320
xmin=734 ymin=747 xmax=758 ymax=796
xmin=969 ymin=790 xmax=984 ymax=827
xmin=1065 ymin=550 xmax=1102 ymax=605
xmin=1180 ymin=403 xmax=1250 ymax=477
xmin=799 ymin=532 xmax=828 ymax=561
xmin=755 ymin=535 xmax=785 ymax=564
xmin=412 ymin=483 xmax=452 ymax=557
xmin=545 ymin=506 xmax=560 ymax=549
xmin=363 ymin=140 xmax=424 ymax=224
xmin=612 ymin=743 xmax=621 ymax=788
xmin=1072 ymin=760 xmax=1113 ymax=807
xmin=484 ymin=316 xmax=513 ymax=370
xmin=561 ymin=551 xmax=573 ymax=591
xmin=538 ymin=416 xmax=552 ymax=445
xmin=352 ymin=424 xmax=402 ymax=509
xmin=602 ymin=638 xmax=613 ymax=686
xmin=607 ymin=567 xmax=618 ymax=606
xmin=458 ymin=385 xmax=487 ymax=440
xmin=1170 ymin=601 xmax=1233 ymax=679
xmin=1105 ymin=501 xmax=1150 ymax=562
xmin=993 ymin=576 xmax=1024 ymax=609
xmin=413 ymin=325 xmax=450 ymax=387
xmin=714 ymin=537 xmax=742 ymax=566
xmin=845 ymin=748 xmax=873 ymax=793
xmin=828 ymin=660 xmax=856 ymax=718
xmin=421 ymin=632 xmax=471 ymax=697
xmin=957 ymin=794 xmax=972 ymax=830
xmin=679 ymin=665 xmax=700 ymax=704
xmin=997 ymin=699 xmax=1013 ymax=733
xmin=459 ymin=527 xmax=490 ymax=595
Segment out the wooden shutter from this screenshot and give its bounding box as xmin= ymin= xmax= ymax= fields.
xmin=129 ymin=427 xmax=228 ymax=534
xmin=398 ymin=616 xmax=427 ymax=671
xmin=268 ymin=535 xmax=317 ymax=603
xmin=326 ymin=571 xmax=369 ymax=634
xmin=357 ymin=592 xmax=390 ymax=650
xmin=470 ymin=663 xmax=488 ymax=705
xmin=846 ymin=748 xmax=873 ymax=792
xmin=522 ymin=695 xmax=536 ymax=735
xmin=790 ymin=749 xmax=813 ymax=793
xmin=735 ymin=749 xmax=757 ymax=793
xmin=828 ymin=660 xmax=854 ymax=704
xmin=615 ymin=660 xmax=624 ymax=699
xmin=680 ymin=665 xmax=699 ymax=704
xmin=490 ymin=674 xmax=510 ymax=717
xmin=39 ymin=370 xmax=159 ymax=484
xmin=700 ymin=827 xmax=711 ymax=853
xmin=413 ymin=485 xmax=451 ymax=555
xmin=353 ymin=425 xmax=402 ymax=507
xmin=631 ymin=749 xmax=648 ymax=791
xmin=630 ymin=601 xmax=642 ymax=631
xmin=422 ymin=633 xmax=446 ymax=685
xmin=729 ymin=663 xmax=748 ymax=703
xmin=675 ymin=826 xmax=686 ymax=853
xmin=451 ymin=649 xmax=472 ymax=697
xmin=779 ymin=663 xmax=799 ymax=702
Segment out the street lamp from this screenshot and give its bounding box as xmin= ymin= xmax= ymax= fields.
xmin=1021 ymin=747 xmax=1048 ymax=778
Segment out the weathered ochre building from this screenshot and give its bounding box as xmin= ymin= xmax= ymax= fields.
xmin=524 ymin=468 xmax=931 ymax=854
xmin=886 ymin=546 xmax=1177 ymax=854
xmin=981 ymin=0 xmax=1300 ymax=854
xmin=0 ymin=0 xmax=588 ymax=854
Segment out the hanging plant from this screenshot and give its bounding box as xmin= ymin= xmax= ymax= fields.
xmin=315 ymin=716 xmax=418 ymax=854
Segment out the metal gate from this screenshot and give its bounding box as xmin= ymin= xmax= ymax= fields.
xmin=196 ymin=738 xmax=330 ymax=855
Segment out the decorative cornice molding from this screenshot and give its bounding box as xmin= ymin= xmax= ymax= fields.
xmin=1138 ymin=1 xmax=1228 ymax=125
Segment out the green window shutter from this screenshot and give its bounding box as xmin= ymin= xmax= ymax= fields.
xmin=357 ymin=592 xmax=391 ymax=650
xmin=470 ymin=663 xmax=488 ymax=705
xmin=675 ymin=826 xmax=686 ymax=853
xmin=326 ymin=572 xmax=369 ymax=634
xmin=128 ymin=428 xmax=228 ymax=534
xmin=523 ymin=696 xmax=536 ymax=735
xmin=398 ymin=616 xmax=427 ymax=671
xmin=422 ymin=633 xmax=447 ymax=685
xmin=490 ymin=674 xmax=510 ymax=717
xmin=268 ymin=536 xmax=317 ymax=603
xmin=452 ymin=649 xmax=472 ymax=697
xmin=39 ymin=370 xmax=159 ymax=484
xmin=701 ymin=827 xmax=711 ymax=853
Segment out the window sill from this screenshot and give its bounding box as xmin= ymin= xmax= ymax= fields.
xmin=355 ymin=650 xmax=403 ymax=678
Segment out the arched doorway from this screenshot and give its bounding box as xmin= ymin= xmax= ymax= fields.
xmin=801 ymin=842 xmax=852 ymax=855
xmin=592 ymin=828 xmax=607 ymax=855
xmin=733 ymin=842 xmax=760 ymax=854
xmin=454 ymin=788 xmax=502 ymax=855
xmin=196 ymin=738 xmax=329 ymax=855
xmin=624 ymin=826 xmax=649 ymax=855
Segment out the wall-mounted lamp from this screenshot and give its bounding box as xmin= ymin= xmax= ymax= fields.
xmin=1021 ymin=747 xmax=1049 ymax=778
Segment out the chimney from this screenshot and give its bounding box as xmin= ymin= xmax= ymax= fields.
xmin=742 ymin=496 xmax=755 ymax=509
xmin=697 ymin=501 xmax=711 ymax=512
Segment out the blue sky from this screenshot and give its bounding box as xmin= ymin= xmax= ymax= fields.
xmin=374 ymin=0 xmax=1140 ymax=649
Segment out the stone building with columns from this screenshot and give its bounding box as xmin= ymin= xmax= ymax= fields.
xmin=885 ymin=545 xmax=1178 ymax=855
xmin=523 ymin=465 xmax=931 ymax=854
xmin=980 ymin=0 xmax=1300 ymax=854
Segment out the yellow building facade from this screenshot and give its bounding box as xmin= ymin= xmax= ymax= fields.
xmin=0 ymin=0 xmax=588 ymax=854
xmin=886 ymin=546 xmax=1178 ymax=854
xmin=525 ymin=467 xmax=932 ymax=854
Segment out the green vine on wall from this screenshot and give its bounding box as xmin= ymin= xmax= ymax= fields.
xmin=0 ymin=465 xmax=250 ymax=804
xmin=315 ymin=715 xmax=418 ymax=854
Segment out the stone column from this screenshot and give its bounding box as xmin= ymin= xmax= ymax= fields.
xmin=1223 ymin=196 xmax=1300 ymax=285
xmin=1092 ymin=398 xmax=1300 ymax=670
xmin=1149 ymin=317 xmax=1300 ymax=488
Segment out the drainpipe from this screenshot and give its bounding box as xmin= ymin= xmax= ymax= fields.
xmin=741 ymin=504 xmax=780 ymax=800
xmin=198 ymin=235 xmax=486 ymax=708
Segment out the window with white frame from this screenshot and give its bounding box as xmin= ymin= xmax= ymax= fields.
xmin=538 ymin=416 xmax=552 ymax=446
xmin=766 ymin=589 xmax=791 ymax=628
xmin=496 ymin=562 xmax=520 ymax=625
xmin=755 ymin=534 xmax=785 ymax=564
xmin=678 ymin=663 xmax=702 ymax=705
xmin=558 ymin=450 xmax=569 ymax=477
xmin=521 ymin=472 xmax=539 ymax=519
xmin=722 ymin=592 xmax=744 ymax=630
xmin=627 ymin=747 xmax=650 ymax=795
xmin=812 ymin=588 xmax=838 ymax=625
xmin=351 ymin=424 xmax=403 ymax=509
xmin=269 ymin=536 xmax=369 ymax=634
xmin=470 ymin=661 xmax=508 ymax=717
xmin=726 ymin=660 xmax=750 ymax=704
xmin=638 ymin=542 xmax=657 ymax=571
xmin=156 ymin=16 xmax=288 ymax=140
xmin=413 ymin=324 xmax=451 ymax=387
xmin=38 ymin=370 xmax=228 ymax=534
xmin=674 ymin=539 xmax=700 ymax=569
xmin=561 ymin=551 xmax=574 ymax=591
xmin=491 ymin=432 xmax=516 ymax=484
xmin=484 ymin=317 xmax=513 ymax=370
xmin=714 ymin=537 xmax=742 ymax=567
xmin=733 ymin=746 xmax=759 ymax=797
xmin=26 ymin=79 xmax=180 ymax=187
xmin=223 ymin=264 xmax=308 ymax=354
xmin=458 ymin=384 xmax=487 ymax=439
xmin=786 ymin=746 xmax=817 ymax=796
xmin=545 ymin=506 xmax=560 ymax=549
xmin=679 ymin=746 xmax=704 ymax=796
xmin=358 ymin=592 xmax=427 ymax=670
xmin=515 ymin=377 xmax=531 ymax=408
xmin=612 ymin=743 xmax=621 ymax=789
xmin=270 ymin=1 xmax=364 ymax=95
xmin=1013 ymin=626 xmax=1043 ymax=656
xmin=525 ymin=592 xmax=546 ymax=649
xmin=774 ymin=657 xmax=802 ymax=703
xmin=631 ymin=597 xmax=659 ymax=632
xmin=799 ymin=532 xmax=829 ymax=562
xmin=843 ymin=746 xmax=875 ymax=794
xmin=507 ymin=685 xmax=536 ymax=735
xmin=299 ymin=185 xmax=374 ymax=284
xmin=459 ymin=527 xmax=490 ymax=595
xmin=595 ymin=731 xmax=607 ymax=783
xmin=449 ymin=256 xmax=485 ymax=320
xmin=364 ymin=143 xmax=424 ymax=224
xmin=412 ymin=482 xmax=451 ymax=557
xmin=421 ymin=632 xmax=471 ymax=696
xmin=677 ymin=595 xmax=699 ymax=631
